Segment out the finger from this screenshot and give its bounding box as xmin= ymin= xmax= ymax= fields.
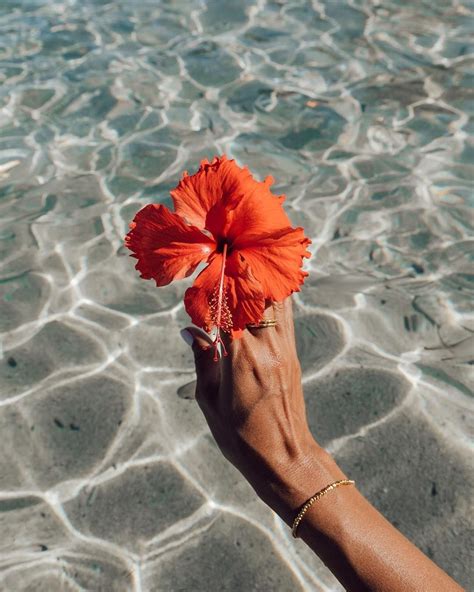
xmin=218 ymin=298 xmax=286 ymax=371
xmin=247 ymin=296 xmax=294 ymax=341
xmin=244 ymin=298 xmax=277 ymax=335
xmin=219 ymin=296 xmax=296 ymax=372
xmin=272 ymin=296 xmax=296 ymax=341
xmin=180 ymin=327 xmax=220 ymax=403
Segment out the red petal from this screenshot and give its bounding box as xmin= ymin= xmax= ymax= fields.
xmin=183 ymin=250 xmax=265 ymax=335
xmin=233 ymin=227 xmax=312 ymax=301
xmin=205 ymin=171 xmax=291 ymax=244
xmin=171 ymin=155 xmax=290 ymax=242
xmin=124 ymin=204 xmax=215 ymax=286
xmin=183 ymin=254 xmax=222 ymax=331
xmin=225 ymin=250 xmax=265 ymax=331
xmin=170 ymin=155 xmax=257 ymax=229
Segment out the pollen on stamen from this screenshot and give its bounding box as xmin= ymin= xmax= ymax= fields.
xmin=204 ymin=284 xmax=232 ymax=361
xmin=200 ymin=243 xmax=233 ymax=361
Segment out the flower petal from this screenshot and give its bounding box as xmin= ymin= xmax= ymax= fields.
xmin=171 ymin=154 xmax=290 ymax=242
xmin=233 ymin=227 xmax=312 ymax=301
xmin=205 ymin=170 xmax=291 ymax=244
xmin=125 ymin=204 xmax=215 ymax=286
xmin=225 ymin=250 xmax=265 ymax=331
xmin=170 ymin=155 xmax=257 ymax=229
xmin=183 ymin=250 xmax=265 ymax=335
xmin=183 ymin=254 xmax=222 ymax=331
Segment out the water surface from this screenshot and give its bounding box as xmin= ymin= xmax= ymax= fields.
xmin=0 ymin=0 xmax=473 ymax=590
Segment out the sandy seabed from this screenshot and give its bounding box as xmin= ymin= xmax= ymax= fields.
xmin=0 ymin=0 xmax=473 ymax=590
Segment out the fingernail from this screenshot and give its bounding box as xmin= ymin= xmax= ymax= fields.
xmin=179 ymin=328 xmax=194 ymax=347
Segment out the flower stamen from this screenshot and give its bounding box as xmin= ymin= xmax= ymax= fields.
xmin=205 ymin=243 xmax=232 ymax=361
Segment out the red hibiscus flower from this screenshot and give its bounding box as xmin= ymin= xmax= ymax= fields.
xmin=125 ymin=155 xmax=311 ymax=360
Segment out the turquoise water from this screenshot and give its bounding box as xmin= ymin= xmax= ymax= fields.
xmin=0 ymin=1 xmax=473 ymax=590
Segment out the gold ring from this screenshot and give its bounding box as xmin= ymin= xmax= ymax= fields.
xmin=246 ymin=319 xmax=278 ymax=328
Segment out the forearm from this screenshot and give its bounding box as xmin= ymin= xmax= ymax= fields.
xmin=260 ymin=444 xmax=464 ymax=592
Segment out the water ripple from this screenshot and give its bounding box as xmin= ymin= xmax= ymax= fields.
xmin=0 ymin=0 xmax=473 ymax=590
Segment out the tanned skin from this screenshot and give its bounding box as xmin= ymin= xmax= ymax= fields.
xmin=182 ymin=297 xmax=464 ymax=592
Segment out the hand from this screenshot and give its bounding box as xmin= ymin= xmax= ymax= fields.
xmin=181 ymin=297 xmax=346 ymax=524
xmin=181 ymin=298 xmax=465 ymax=592
xmin=181 ymin=299 xmax=461 ymax=592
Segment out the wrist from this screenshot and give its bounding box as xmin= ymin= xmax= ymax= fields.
xmin=256 ymin=439 xmax=347 ymax=527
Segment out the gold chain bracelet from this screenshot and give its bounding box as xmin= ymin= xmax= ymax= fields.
xmin=291 ymin=479 xmax=355 ymax=538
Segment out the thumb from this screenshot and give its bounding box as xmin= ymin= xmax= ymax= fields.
xmin=180 ymin=327 xmax=220 ymax=402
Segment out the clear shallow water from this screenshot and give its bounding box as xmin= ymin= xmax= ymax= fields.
xmin=0 ymin=0 xmax=473 ymax=590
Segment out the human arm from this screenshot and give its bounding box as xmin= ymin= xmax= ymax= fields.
xmin=180 ymin=297 xmax=464 ymax=592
